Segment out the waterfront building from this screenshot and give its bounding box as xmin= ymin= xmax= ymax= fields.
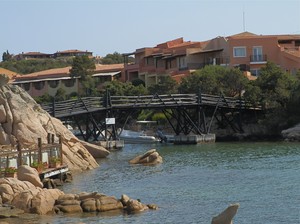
xmin=12 ymin=64 xmax=124 ymax=97
xmin=123 ymin=32 xmax=300 ymax=86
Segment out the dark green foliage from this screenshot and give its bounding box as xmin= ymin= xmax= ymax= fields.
xmin=100 ymin=52 xmax=125 ymax=64
xmin=178 ymin=65 xmax=248 ymax=97
xmin=2 ymin=50 xmax=13 ymax=62
xmin=34 ymin=93 xmax=53 ymax=104
xmin=131 ymin=79 xmax=145 ymax=87
xmin=253 ymin=62 xmax=296 ymax=109
xmin=102 ymin=80 xmax=148 ymax=96
xmin=0 ymin=58 xmax=72 ymax=74
xmin=70 ymin=55 xmax=96 ymax=96
xmin=148 ymin=76 xmax=177 ymax=95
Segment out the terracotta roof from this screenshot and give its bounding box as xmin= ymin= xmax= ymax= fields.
xmin=14 ymin=67 xmax=71 ymax=80
xmin=14 ymin=64 xmax=124 ymax=81
xmin=284 ymin=49 xmax=300 ymax=57
xmin=95 ymin=63 xmax=124 ymax=72
xmin=22 ymin=52 xmax=50 ymax=56
xmin=0 ymin=67 xmax=17 ymax=81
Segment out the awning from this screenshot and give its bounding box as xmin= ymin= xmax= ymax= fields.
xmin=190 ymin=48 xmax=223 ymax=55
xmin=13 ymin=76 xmax=78 ymax=84
xmin=92 ymin=71 xmax=121 ymax=77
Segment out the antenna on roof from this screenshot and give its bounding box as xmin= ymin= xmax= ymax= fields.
xmin=243 ymin=4 xmax=246 ymax=31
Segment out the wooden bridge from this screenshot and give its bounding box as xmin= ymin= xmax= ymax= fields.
xmin=41 ymin=92 xmax=262 ymax=142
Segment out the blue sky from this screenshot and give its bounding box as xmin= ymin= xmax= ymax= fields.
xmin=1 ymin=0 xmax=300 ymax=58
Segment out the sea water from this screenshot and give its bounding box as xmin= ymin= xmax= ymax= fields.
xmin=10 ymin=142 xmax=300 ymax=223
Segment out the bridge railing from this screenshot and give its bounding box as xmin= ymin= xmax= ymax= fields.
xmin=41 ymin=93 xmax=261 ymax=118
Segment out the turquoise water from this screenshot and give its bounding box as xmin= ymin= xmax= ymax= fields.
xmin=13 ymin=142 xmax=300 ymax=223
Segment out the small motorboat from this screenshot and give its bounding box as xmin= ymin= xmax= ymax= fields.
xmin=119 ymin=129 xmax=160 ymax=144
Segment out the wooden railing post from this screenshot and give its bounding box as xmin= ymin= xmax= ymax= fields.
xmin=38 ymin=138 xmax=42 ymax=164
xmin=47 ymin=133 xmax=51 ymax=144
xmin=17 ymin=141 xmax=22 ymax=166
xmin=59 ymin=135 xmax=63 ymax=165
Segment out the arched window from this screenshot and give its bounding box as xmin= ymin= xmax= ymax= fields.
xmin=63 ymin=79 xmax=75 ymax=87
xmin=48 ymin=80 xmax=59 ymax=88
xmin=33 ymin=81 xmax=45 ymax=90
xmin=23 ymin=83 xmax=31 ymax=91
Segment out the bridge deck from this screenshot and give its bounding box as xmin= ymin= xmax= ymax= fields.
xmin=42 ymin=93 xmax=261 ymax=118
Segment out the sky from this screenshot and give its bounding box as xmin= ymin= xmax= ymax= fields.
xmin=0 ymin=0 xmax=300 ymax=58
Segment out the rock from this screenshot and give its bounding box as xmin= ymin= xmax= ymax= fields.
xmin=97 ymin=196 xmax=123 ymax=212
xmin=0 ymin=74 xmax=9 ymax=87
xmin=0 ymin=178 xmax=64 ymax=214
xmin=120 ymin=194 xmax=130 ymax=206
xmin=281 ymin=124 xmax=300 ymax=141
xmin=81 ymin=198 xmax=97 ymax=212
xmin=17 ymin=165 xmax=43 ymax=188
xmin=55 ymin=204 xmax=83 ymax=213
xmin=126 ymin=199 xmax=149 ymax=213
xmin=0 ymin=85 xmax=99 ymax=171
xmin=147 ymin=204 xmax=158 ymax=210
xmin=80 ymin=140 xmax=110 ymax=158
xmin=211 ymin=203 xmax=240 ymax=224
xmin=0 ymin=206 xmax=24 ymax=218
xmin=30 ymin=189 xmax=64 ymax=214
xmin=129 ymin=149 xmax=163 ymax=165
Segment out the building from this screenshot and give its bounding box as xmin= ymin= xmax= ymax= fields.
xmin=123 ymin=32 xmax=300 ymax=86
xmin=13 ymin=49 xmax=93 ymax=60
xmin=53 ymin=50 xmax=93 ymax=58
xmin=228 ymin=32 xmax=300 ymax=76
xmin=14 ymin=52 xmax=52 ymax=60
xmin=13 ymin=64 xmax=124 ymax=98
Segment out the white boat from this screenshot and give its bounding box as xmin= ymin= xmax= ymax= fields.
xmin=119 ymin=129 xmax=160 ymax=144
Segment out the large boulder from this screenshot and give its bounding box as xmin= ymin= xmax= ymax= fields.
xmin=129 ymin=149 xmax=162 ymax=165
xmin=80 ymin=140 xmax=110 ymax=158
xmin=211 ymin=203 xmax=240 ymax=224
xmin=17 ymin=165 xmax=43 ymax=188
xmin=281 ymin=124 xmax=300 ymax=141
xmin=0 ymin=84 xmax=100 ymax=171
xmin=0 ymin=177 xmax=64 ymax=214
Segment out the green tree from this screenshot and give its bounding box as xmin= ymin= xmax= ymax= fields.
xmin=148 ymin=76 xmax=178 ymax=95
xmin=179 ymin=65 xmax=248 ymax=96
xmin=102 ymin=80 xmax=148 ymax=96
xmin=70 ymin=55 xmax=96 ymax=96
xmin=2 ymin=50 xmax=13 ymax=62
xmin=254 ymin=62 xmax=296 ymax=109
xmin=100 ymin=52 xmax=124 ymax=64
xmin=219 ymin=68 xmax=249 ymax=97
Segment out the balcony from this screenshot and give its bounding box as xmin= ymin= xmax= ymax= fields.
xmin=250 ymin=55 xmax=267 ymax=64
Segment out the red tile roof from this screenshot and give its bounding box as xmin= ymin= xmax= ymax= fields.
xmin=14 ymin=64 xmax=124 ymax=81
xmin=0 ymin=67 xmax=18 ymax=81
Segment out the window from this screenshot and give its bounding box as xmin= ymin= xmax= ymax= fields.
xmin=63 ymin=79 xmax=75 ymax=87
xmin=252 ymin=46 xmax=263 ymax=62
xmin=33 ymin=81 xmax=45 ymax=90
xmin=48 ymin=80 xmax=59 ymax=88
xmin=233 ymin=47 xmax=246 ymax=57
xmin=250 ymin=69 xmax=260 ymax=76
xmin=178 ymin=56 xmax=187 ymax=69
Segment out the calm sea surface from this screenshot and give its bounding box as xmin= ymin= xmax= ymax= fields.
xmin=12 ymin=142 xmax=300 ymax=223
